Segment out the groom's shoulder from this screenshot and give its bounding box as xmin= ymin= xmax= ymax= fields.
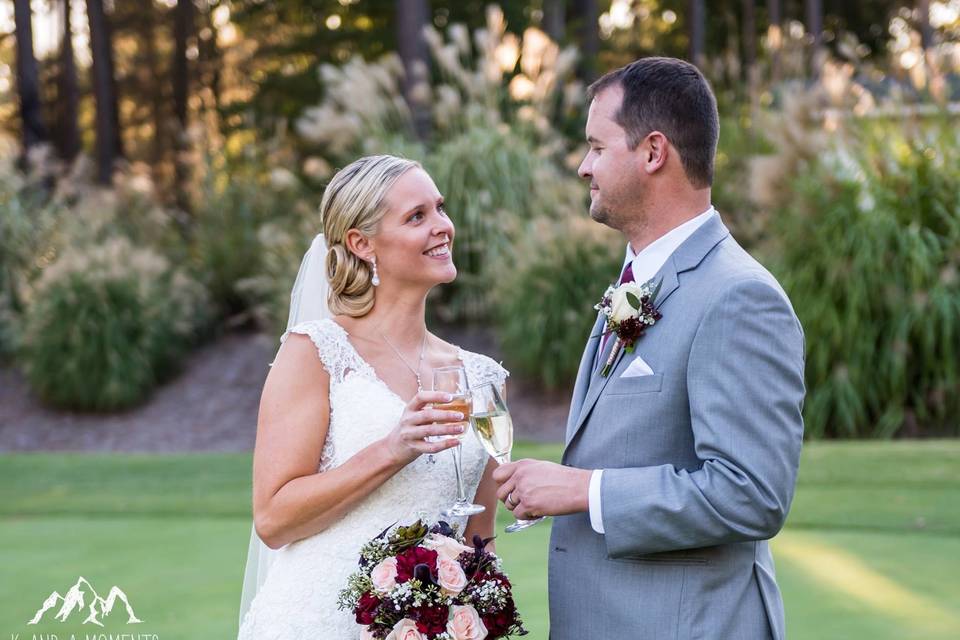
xmin=700 ymin=235 xmax=795 ymax=311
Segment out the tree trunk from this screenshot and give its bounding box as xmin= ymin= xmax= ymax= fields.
xmin=174 ymin=0 xmax=192 ymax=130
xmin=86 ymin=0 xmax=122 ymax=185
xmin=13 ymin=0 xmax=47 ymax=157
xmin=572 ymin=0 xmax=598 ymax=82
xmin=58 ymin=0 xmax=80 ymax=162
xmin=136 ymin=4 xmax=164 ymax=168
xmin=173 ymin=0 xmax=194 ymax=213
xmin=767 ymin=0 xmax=782 ymax=82
xmin=396 ymin=0 xmax=430 ymax=140
xmin=688 ymin=0 xmax=706 ymax=69
xmin=742 ymin=0 xmax=757 ymax=81
xmin=543 ymin=0 xmax=566 ymax=43
xmin=805 ymin=0 xmax=823 ymax=77
xmin=918 ymin=0 xmax=933 ymax=50
xmin=200 ymin=3 xmax=222 ymax=116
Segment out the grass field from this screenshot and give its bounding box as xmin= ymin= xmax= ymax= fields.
xmin=1 ymin=440 xmax=958 ymax=638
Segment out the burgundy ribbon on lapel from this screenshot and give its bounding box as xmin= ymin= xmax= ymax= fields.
xmin=596 ymin=261 xmax=635 ymax=370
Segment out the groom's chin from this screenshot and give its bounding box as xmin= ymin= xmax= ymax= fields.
xmin=589 ymin=205 xmax=611 ymax=226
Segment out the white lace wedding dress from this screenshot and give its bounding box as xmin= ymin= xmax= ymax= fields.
xmin=237 ymin=318 xmax=507 ymax=639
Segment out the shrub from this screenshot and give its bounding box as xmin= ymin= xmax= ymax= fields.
xmin=766 ymin=121 xmax=960 ymax=438
xmin=235 ymin=216 xmax=317 ymax=338
xmin=0 ymin=163 xmax=59 ymax=359
xmin=190 ymin=153 xmax=314 ymax=324
xmin=494 ymin=217 xmax=622 ymax=388
xmin=19 ymin=237 xmax=208 ymax=411
xmin=425 ymin=125 xmax=583 ymax=320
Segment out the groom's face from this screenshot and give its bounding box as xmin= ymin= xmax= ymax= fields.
xmin=578 ymin=86 xmax=644 ymax=230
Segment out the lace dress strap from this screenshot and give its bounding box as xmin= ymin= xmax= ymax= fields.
xmin=460 ymin=350 xmax=510 ymax=392
xmin=280 ymin=319 xmax=362 ymax=385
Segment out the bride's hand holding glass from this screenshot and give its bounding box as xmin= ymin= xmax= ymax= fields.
xmin=382 ymin=390 xmax=465 ymax=466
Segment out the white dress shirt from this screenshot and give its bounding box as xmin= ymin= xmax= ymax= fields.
xmin=588 ymin=206 xmax=717 ymax=534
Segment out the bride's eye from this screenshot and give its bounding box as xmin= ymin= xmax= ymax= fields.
xmin=437 ymin=203 xmax=447 ymax=216
xmin=408 ymin=211 xmax=424 ymax=223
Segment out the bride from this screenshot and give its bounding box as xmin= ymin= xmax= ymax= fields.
xmin=237 ymin=155 xmax=507 ymax=638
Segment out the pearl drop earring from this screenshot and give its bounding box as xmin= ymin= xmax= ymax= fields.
xmin=370 ymin=257 xmax=380 ymax=286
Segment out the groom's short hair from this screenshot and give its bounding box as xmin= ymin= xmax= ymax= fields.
xmin=588 ymin=57 xmax=719 ymax=189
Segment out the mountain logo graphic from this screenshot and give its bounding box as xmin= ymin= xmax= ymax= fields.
xmin=27 ymin=576 xmax=143 ymax=626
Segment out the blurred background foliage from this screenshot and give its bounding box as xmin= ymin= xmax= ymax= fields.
xmin=1 ymin=0 xmax=958 ymax=437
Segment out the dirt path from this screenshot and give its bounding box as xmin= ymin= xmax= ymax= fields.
xmin=0 ymin=328 xmax=569 ymax=452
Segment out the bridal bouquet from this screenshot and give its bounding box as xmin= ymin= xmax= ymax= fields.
xmin=338 ymin=520 xmax=527 ymax=639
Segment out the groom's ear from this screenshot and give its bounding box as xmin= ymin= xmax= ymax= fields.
xmin=640 ymin=131 xmax=669 ymax=175
xmin=344 ymin=228 xmax=374 ymax=261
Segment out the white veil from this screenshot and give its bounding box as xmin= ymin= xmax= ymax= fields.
xmin=238 ymin=233 xmax=332 ymax=629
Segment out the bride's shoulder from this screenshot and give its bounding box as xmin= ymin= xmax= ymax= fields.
xmin=277 ymin=318 xmax=354 ymax=377
xmin=284 ymin=318 xmax=348 ymax=344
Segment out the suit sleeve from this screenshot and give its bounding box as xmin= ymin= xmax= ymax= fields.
xmin=599 ymin=277 xmax=806 ymax=558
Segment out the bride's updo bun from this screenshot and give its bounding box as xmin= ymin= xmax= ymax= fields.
xmin=320 ymin=155 xmax=420 ymax=317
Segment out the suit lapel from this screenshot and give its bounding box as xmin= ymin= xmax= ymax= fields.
xmin=563 ymin=214 xmax=731 ymax=451
xmin=564 ymin=314 xmax=605 ymax=442
xmin=565 ymin=325 xmax=624 ymax=447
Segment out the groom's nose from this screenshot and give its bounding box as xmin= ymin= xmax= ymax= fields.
xmin=577 ymin=153 xmax=592 ymax=180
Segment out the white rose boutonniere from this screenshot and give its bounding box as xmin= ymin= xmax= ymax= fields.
xmin=593 ymin=279 xmax=663 ymax=377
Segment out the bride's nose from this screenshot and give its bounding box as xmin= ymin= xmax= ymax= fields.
xmin=433 ymin=217 xmax=454 ymax=239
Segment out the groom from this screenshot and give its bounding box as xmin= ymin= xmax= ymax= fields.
xmin=493 ymin=57 xmax=805 ymax=639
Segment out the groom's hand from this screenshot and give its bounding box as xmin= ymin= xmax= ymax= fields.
xmin=492 ymin=459 xmax=591 ymax=519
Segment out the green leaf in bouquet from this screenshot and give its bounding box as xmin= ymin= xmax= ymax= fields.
xmin=389 ymin=519 xmax=428 ymax=552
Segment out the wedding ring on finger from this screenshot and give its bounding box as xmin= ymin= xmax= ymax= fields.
xmin=506 ymin=492 xmax=518 ymax=509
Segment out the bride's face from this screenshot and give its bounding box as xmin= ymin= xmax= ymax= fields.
xmin=372 ymin=167 xmax=456 ymax=289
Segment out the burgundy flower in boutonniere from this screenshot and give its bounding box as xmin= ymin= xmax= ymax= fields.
xmin=593 ymin=279 xmax=663 ymax=377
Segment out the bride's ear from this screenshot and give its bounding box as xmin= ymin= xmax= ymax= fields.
xmin=344 ymin=229 xmax=374 ymax=262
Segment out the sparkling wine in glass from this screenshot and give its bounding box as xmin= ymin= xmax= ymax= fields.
xmin=434 ymin=365 xmax=485 ymax=518
xmin=470 ymin=382 xmax=546 ymax=533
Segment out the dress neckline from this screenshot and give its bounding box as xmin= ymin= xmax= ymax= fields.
xmin=325 ymin=318 xmax=467 ymax=406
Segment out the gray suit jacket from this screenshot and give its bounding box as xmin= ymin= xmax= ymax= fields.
xmin=549 ymin=214 xmax=805 ymax=639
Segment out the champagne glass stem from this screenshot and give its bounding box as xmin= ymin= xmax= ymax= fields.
xmin=452 ymin=442 xmax=466 ymax=504
xmin=497 ymin=448 xmax=546 ymax=533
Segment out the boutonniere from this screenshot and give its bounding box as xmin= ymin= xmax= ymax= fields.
xmin=593 ymin=279 xmax=663 ymax=377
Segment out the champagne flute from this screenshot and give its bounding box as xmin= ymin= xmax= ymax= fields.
xmin=470 ymin=382 xmax=546 ymax=533
xmin=434 ymin=365 xmax=485 ymax=518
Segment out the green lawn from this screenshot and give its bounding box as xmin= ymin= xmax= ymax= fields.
xmin=1 ymin=441 xmax=958 ymax=639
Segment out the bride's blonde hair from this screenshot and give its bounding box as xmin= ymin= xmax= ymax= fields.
xmin=320 ymin=154 xmax=421 ymax=317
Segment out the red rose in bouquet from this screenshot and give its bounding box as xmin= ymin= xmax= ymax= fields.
xmin=395 ymin=546 xmax=439 ymax=583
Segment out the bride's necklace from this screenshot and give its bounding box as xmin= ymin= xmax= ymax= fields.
xmin=377 ymin=327 xmax=428 ymax=392
xmin=377 ymin=327 xmax=434 ymax=464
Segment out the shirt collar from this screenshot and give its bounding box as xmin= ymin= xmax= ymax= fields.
xmin=623 ymin=206 xmax=717 ymax=284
